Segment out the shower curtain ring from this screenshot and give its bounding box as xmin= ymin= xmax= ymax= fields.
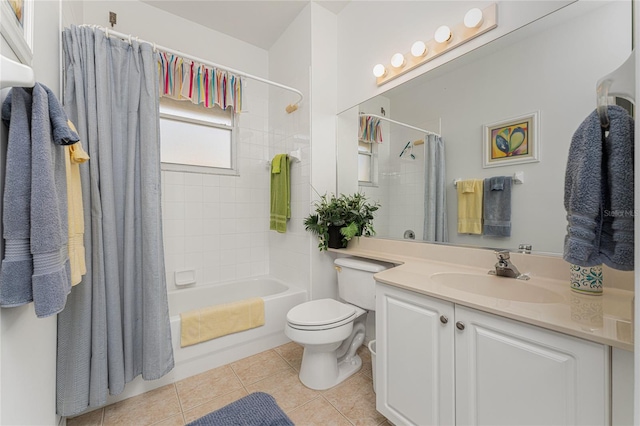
xmin=128 ymin=35 xmax=132 ymax=45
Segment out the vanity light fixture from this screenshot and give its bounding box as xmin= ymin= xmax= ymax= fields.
xmin=373 ymin=3 xmax=497 ymax=86
xmin=411 ymin=41 xmax=427 ymax=58
xmin=390 ymin=53 xmax=406 ymax=68
xmin=464 ymin=8 xmax=484 ymax=28
xmin=434 ymin=25 xmax=452 ymax=44
xmin=372 ymin=63 xmax=387 ymax=78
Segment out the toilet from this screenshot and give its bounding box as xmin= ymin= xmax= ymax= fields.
xmin=285 ymin=257 xmax=390 ymax=390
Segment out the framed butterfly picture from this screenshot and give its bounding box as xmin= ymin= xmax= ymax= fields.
xmin=483 ymin=111 xmax=539 ymax=168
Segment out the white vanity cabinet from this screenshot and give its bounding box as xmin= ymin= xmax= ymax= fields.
xmin=454 ymin=305 xmax=607 ymax=426
xmin=376 ymin=283 xmax=609 ymax=426
xmin=375 ymin=282 xmax=456 ymax=425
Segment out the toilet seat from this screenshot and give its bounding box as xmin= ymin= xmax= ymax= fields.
xmin=286 ymin=299 xmax=360 ymax=331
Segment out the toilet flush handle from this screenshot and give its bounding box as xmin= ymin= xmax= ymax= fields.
xmin=335 ymin=266 xmax=342 ymax=273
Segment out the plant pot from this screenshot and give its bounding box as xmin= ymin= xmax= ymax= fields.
xmin=328 ymin=226 xmax=346 ymax=249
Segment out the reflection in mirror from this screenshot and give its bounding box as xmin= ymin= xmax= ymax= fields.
xmin=337 ymin=1 xmax=632 ymax=254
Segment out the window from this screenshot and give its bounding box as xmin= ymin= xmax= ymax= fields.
xmin=159 ymin=97 xmax=237 ymax=174
xmin=358 ymin=140 xmax=377 ymax=185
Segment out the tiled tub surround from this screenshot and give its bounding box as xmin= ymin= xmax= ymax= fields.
xmin=160 ymin=92 xmax=311 ymax=292
xmin=335 ymin=238 xmax=634 ymax=351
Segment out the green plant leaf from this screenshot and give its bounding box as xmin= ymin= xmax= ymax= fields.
xmin=303 ymin=192 xmax=380 ymax=251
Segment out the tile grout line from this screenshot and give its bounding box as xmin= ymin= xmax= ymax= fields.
xmin=283 ymin=394 xmax=323 ymax=413
xmin=228 ymin=362 xmax=251 ymax=395
xmin=320 ymin=394 xmax=357 ymax=426
xmin=171 ymin=383 xmax=187 ymax=426
xmin=272 ymin=347 xmax=299 ymax=372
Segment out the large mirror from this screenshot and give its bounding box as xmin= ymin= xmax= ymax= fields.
xmin=337 ymin=0 xmax=633 ymax=254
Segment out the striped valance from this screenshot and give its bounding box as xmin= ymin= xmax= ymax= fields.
xmin=158 ymin=51 xmax=243 ymax=113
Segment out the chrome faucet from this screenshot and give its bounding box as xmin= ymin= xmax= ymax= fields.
xmin=489 ymin=250 xmax=530 ymax=280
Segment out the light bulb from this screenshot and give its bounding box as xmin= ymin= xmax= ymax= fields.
xmin=411 ymin=41 xmax=427 ymax=57
xmin=434 ymin=25 xmax=452 ymax=43
xmin=391 ymin=53 xmax=406 ymax=68
xmin=373 ymin=64 xmax=387 ymax=78
xmin=464 ymin=8 xmax=484 ymax=28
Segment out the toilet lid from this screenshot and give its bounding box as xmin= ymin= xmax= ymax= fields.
xmin=287 ymin=299 xmax=357 ymax=327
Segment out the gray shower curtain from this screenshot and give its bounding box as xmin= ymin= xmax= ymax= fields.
xmin=423 ymin=134 xmax=448 ymax=242
xmin=57 ymin=26 xmax=174 ymax=416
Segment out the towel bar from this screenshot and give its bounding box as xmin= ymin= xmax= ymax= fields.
xmin=453 ymin=171 xmax=524 ymax=187
xmin=265 ymin=148 xmax=301 ymax=168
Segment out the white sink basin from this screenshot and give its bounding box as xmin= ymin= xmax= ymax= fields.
xmin=430 ymin=272 xmax=564 ymax=304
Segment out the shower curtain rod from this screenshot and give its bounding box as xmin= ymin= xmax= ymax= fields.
xmin=359 ymin=112 xmax=441 ymax=137
xmin=78 ymin=25 xmax=304 ymax=113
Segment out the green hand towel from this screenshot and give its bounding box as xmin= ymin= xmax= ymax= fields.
xmin=270 ymin=154 xmax=290 ymax=233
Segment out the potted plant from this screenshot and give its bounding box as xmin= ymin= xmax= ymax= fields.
xmin=303 ymin=192 xmax=380 ymax=251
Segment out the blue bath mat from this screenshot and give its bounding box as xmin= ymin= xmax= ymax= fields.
xmin=187 ymin=392 xmax=294 ymax=426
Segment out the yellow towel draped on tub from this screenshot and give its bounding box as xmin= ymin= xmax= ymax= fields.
xmin=180 ymin=297 xmax=265 ymax=347
xmin=457 ymin=179 xmax=483 ymax=234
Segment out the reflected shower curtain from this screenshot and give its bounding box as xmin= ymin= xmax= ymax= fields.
xmin=423 ymin=134 xmax=448 ymax=242
xmin=57 ymin=26 xmax=174 ymax=416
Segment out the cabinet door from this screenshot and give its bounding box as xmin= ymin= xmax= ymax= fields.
xmin=376 ymin=283 xmax=455 ymax=426
xmin=455 ymin=305 xmax=608 ymax=426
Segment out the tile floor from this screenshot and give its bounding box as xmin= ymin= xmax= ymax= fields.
xmin=68 ymin=342 xmax=390 ymax=426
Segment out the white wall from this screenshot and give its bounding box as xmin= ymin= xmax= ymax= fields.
xmin=268 ymin=4 xmax=312 ymax=293
xmin=336 ymin=1 xmax=573 ymax=112
xmin=0 ymin=1 xmax=62 ymax=424
xmin=82 ymin=1 xmax=267 ymax=78
xmin=388 ymin=0 xmax=630 ymax=253
xmin=309 ymin=2 xmax=340 ymax=301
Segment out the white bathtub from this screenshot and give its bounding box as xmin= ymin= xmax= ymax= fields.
xmin=106 ymin=276 xmax=307 ymax=405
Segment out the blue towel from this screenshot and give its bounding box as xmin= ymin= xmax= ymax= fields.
xmin=0 ymin=83 xmax=79 ymax=317
xmin=187 ymin=392 xmax=294 ymax=426
xmin=564 ymin=105 xmax=634 ymax=270
xmin=483 ymin=176 xmax=511 ymax=237
xmin=600 ymin=106 xmax=634 ymax=270
xmin=0 ymin=86 xmax=33 ymax=307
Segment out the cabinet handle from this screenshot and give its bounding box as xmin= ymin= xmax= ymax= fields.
xmin=440 ymin=315 xmax=448 ymax=324
xmin=456 ymin=321 xmax=465 ymax=331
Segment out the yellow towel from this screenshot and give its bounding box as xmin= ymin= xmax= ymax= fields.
xmin=269 ymin=154 xmax=290 ymax=233
xmin=457 ymin=179 xmax=483 ymax=234
xmin=180 ymin=297 xmax=265 ymax=347
xmin=65 ymin=121 xmax=90 ymax=286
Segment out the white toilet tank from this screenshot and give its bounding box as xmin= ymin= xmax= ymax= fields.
xmin=335 ymin=257 xmax=391 ymax=311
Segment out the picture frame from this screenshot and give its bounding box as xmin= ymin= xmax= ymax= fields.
xmin=0 ymin=0 xmax=34 ymax=65
xmin=483 ymin=111 xmax=539 ymax=168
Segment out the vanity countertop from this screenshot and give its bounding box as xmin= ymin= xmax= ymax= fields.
xmin=332 ymin=245 xmax=634 ymax=351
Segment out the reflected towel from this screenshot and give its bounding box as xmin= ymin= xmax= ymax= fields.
xmin=457 ymin=179 xmax=483 ymax=234
xmin=65 ymin=121 xmax=90 ymax=286
xmin=270 ymin=154 xmax=290 ymax=233
xmin=180 ymin=297 xmax=265 ymax=347
xmin=483 ymin=176 xmax=511 ymax=237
